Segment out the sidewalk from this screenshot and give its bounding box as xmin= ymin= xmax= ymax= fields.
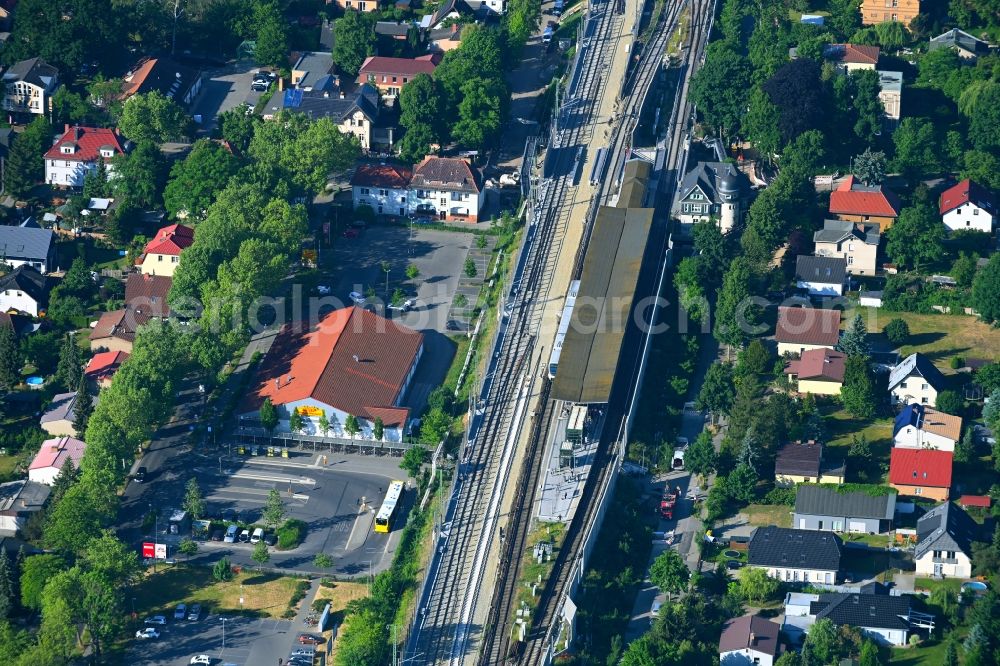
xmin=246 ymin=578 xmax=323 ymax=666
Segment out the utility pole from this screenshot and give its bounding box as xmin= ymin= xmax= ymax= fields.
xmin=387 ymin=624 xmax=398 ymax=666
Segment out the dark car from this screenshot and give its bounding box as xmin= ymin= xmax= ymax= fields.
xmin=134 ymin=467 xmax=147 ymax=483
xmin=263 ymin=532 xmax=277 ymax=546
xmin=209 ymin=528 xmax=224 ymax=542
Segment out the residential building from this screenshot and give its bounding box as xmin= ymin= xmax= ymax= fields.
xmin=785 ymin=348 xmax=847 ymax=396
xmin=428 ymin=23 xmax=463 ymax=53
xmin=351 ymin=162 xmax=412 ymax=217
xmin=357 ymin=54 xmax=440 ymax=99
xmin=28 ymin=436 xmax=86 ymax=485
xmin=795 ymin=255 xmax=847 ymax=297
xmin=0 ymin=265 xmax=49 ymax=317
xmin=939 ymin=179 xmax=995 ymax=234
xmin=0 ymin=226 xmax=56 ymax=273
xmin=888 ymin=353 xmax=947 ymax=406
xmin=783 ymin=589 xmax=913 ymax=647
xmin=39 ymin=390 xmax=94 ymax=437
xmin=239 ymin=306 xmax=424 ymax=442
xmin=775 ymin=306 xmax=841 ymax=356
xmin=375 ymin=20 xmax=413 ymax=40
xmin=121 ymin=56 xmax=202 ymax=106
xmin=464 ymin=0 xmax=507 ymax=14
xmin=823 ymin=43 xmax=880 ymax=72
xmin=793 ymin=485 xmax=896 ymax=534
xmin=774 ymin=441 xmax=845 ymax=487
xmin=291 ymin=52 xmax=335 ymax=90
xmin=89 ymin=274 xmax=173 ymax=353
xmin=914 ymin=502 xmax=977 ymax=578
xmin=1 ymin=57 xmax=59 ymax=116
xmin=893 ymin=404 xmax=962 ymax=451
xmin=0 ymin=311 xmax=32 ymax=337
xmin=409 ymin=156 xmax=484 ymax=222
xmin=332 ymin=0 xmax=379 ymax=11
xmin=84 ymin=350 xmax=129 ymax=389
xmin=877 ymin=70 xmax=903 ymax=129
xmin=813 ymin=220 xmax=880 ymax=276
xmin=889 ymin=448 xmax=953 ymax=500
xmin=138 ymin=224 xmax=194 ymax=277
xmin=265 ymin=84 xmax=379 ymax=151
xmin=675 ymin=161 xmax=750 ymax=233
xmin=862 ymin=0 xmax=921 ymax=26
xmin=0 ymin=480 xmax=50 ymax=536
xmin=829 ymin=175 xmax=902 ymax=230
xmin=719 ymin=614 xmax=782 ymax=666
xmin=747 ymin=526 xmax=842 ymax=585
xmin=929 ymin=28 xmax=990 ymax=59
xmin=44 ymin=125 xmax=126 ymax=188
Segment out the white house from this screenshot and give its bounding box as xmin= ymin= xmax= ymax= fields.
xmin=914 ymin=502 xmax=977 ymax=578
xmin=351 ymin=162 xmax=412 ymax=217
xmin=795 ymin=255 xmax=847 ymax=297
xmin=888 ymin=353 xmax=947 ymax=407
xmin=0 ymin=226 xmax=56 ymax=274
xmin=719 ymin=614 xmax=781 ymax=666
xmin=44 ymin=125 xmax=126 ymax=188
xmin=0 ymin=265 xmax=49 ymax=317
xmin=782 ymin=589 xmax=912 ymax=647
xmin=28 ymin=436 xmax=87 ymax=486
xmin=674 ymin=161 xmax=750 ymax=233
xmin=408 ymin=156 xmax=484 ymax=222
xmin=1 ymin=58 xmax=59 ymax=116
xmin=939 ymin=178 xmax=995 ymax=234
xmin=893 ymin=404 xmax=962 ymax=452
xmin=747 ymin=526 xmax=842 ymax=585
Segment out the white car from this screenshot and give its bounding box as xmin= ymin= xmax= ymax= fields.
xmin=190 ymin=656 xmax=212 ymax=665
xmin=349 ymin=291 xmax=366 ymax=305
xmin=388 ymin=299 xmax=415 ymax=312
xmin=136 ymin=627 xmax=160 ymax=639
xmin=316 ymin=285 xmax=331 ymax=295
xmin=144 ymin=615 xmax=167 ymax=626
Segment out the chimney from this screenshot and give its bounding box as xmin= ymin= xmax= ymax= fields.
xmin=323 ymin=91 xmax=329 ymax=98
xmin=274 ymin=378 xmax=280 ymax=389
xmin=339 ymin=91 xmax=345 ymax=99
xmin=278 ymin=77 xmax=285 ymax=91
xmin=749 ymin=632 xmax=756 ymax=646
xmin=64 ymin=123 xmax=70 ymax=133
xmin=286 ymin=375 xmax=293 ymax=384
xmin=353 ymin=355 xmax=360 ymax=362
xmin=73 ymin=127 xmax=82 ymax=141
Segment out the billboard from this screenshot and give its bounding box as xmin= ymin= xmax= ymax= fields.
xmin=155 ymin=543 xmax=167 ymax=559
xmin=142 ymin=542 xmax=155 ymax=558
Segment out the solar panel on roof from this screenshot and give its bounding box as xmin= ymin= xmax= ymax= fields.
xmin=284 ymin=89 xmax=303 ymax=108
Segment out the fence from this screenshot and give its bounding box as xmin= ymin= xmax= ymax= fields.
xmin=229 ymin=428 xmax=412 ymax=456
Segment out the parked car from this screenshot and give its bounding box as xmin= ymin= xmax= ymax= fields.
xmin=349 ymin=291 xmax=366 ymax=306
xmin=134 ymin=467 xmax=147 ymax=483
xmin=144 ymin=615 xmax=167 ymax=626
xmin=263 ymin=532 xmax=277 ymax=546
xmin=290 ymin=648 xmax=315 ymax=657
xmin=174 ymin=603 xmax=187 ymax=620
xmin=342 ymin=227 xmax=360 ymax=239
xmin=650 ymin=599 xmax=662 ymax=616
xmin=298 ymin=634 xmax=323 ymax=645
xmin=209 ymin=527 xmax=224 ymax=541
xmin=136 ymin=627 xmax=160 ymax=639
xmin=250 ymin=79 xmax=268 ymax=92
xmin=251 ymin=527 xmax=263 ymax=544
xmin=224 ymin=524 xmax=238 ymax=543
xmin=316 ymin=285 xmax=332 ymax=295
xmin=190 ymin=656 xmax=211 ymax=665
xmin=238 ymin=529 xmax=251 ymax=543
xmin=187 ymin=603 xmax=202 ymax=621
xmin=388 ymin=299 xmax=416 ymax=312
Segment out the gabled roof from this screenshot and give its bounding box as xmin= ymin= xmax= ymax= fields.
xmin=823 ymin=43 xmax=881 ymax=65
xmin=719 ymin=614 xmax=781 ymax=657
xmin=375 ymin=20 xmax=414 ymax=37
xmin=0 ymin=479 xmax=50 ymax=516
xmin=0 ymin=226 xmax=54 ymax=263
xmin=794 ymin=485 xmax=896 ymax=521
xmin=29 ymin=436 xmax=86 ymax=473
xmin=292 ymin=51 xmax=335 ymax=91
xmin=121 ymin=57 xmax=200 ymax=103
xmin=40 ymin=390 xmax=95 ymax=426
xmin=268 ymin=84 xmax=379 ymax=124
xmin=124 ymin=274 xmax=173 ymax=317
xmin=785 ymin=348 xmax=847 ymax=383
xmin=411 ymin=156 xmax=482 ymax=193
xmin=959 ymin=494 xmax=991 ymax=508
xmin=939 ymin=179 xmax=995 ymax=216
xmin=795 ymin=255 xmax=847 ymax=285
xmin=143 ymin=224 xmax=193 ymax=256
xmin=811 ymin=592 xmax=911 ymax=631
xmin=0 ymin=265 xmax=48 ymax=304
xmin=775 ymin=440 xmax=823 ymax=477
xmin=677 ymin=161 xmax=747 ymax=206
xmin=351 ymin=162 xmax=413 ymax=189
xmin=929 ymin=28 xmax=989 ymax=55
xmin=915 ymin=502 xmax=979 ymax=560
xmin=813 ymin=219 xmax=880 ymax=246
xmin=748 ymin=526 xmax=842 ymax=571
xmin=90 ymin=308 xmax=147 ymax=345
xmin=829 ymin=176 xmax=902 ymax=218
xmin=893 ymin=404 xmax=962 ymax=442
xmin=775 ymin=306 xmax=841 ymax=346
xmin=357 ymin=53 xmax=440 ymax=79
xmin=888 ymin=353 xmax=947 ymax=393
xmin=242 ymin=307 xmax=424 ymax=426
xmin=43 ymin=126 xmax=126 ymax=162
xmin=2 ymin=57 xmax=58 ymax=89
xmin=84 ymin=350 xmax=129 ymax=381
xmin=889 ymin=448 xmax=953 ymax=489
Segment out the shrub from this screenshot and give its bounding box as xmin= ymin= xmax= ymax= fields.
xmin=312 ymin=597 xmax=329 ymax=612
xmin=884 ymin=318 xmax=910 ymax=344
xmin=950 ymin=356 xmax=964 ymax=369
xmin=276 ymin=519 xmax=308 ymax=550
xmin=313 ymin=552 xmax=334 ymax=568
xmin=213 ymin=556 xmax=233 ymax=581
xmin=762 ymin=487 xmax=796 ymax=506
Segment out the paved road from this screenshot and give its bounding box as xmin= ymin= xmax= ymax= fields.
xmin=190 ymin=63 xmax=263 ymax=133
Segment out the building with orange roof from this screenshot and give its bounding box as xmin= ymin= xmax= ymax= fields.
xmin=828 ymin=175 xmax=902 ymax=231
xmin=85 ymin=350 xmax=129 ymax=388
xmin=357 ymin=53 xmax=440 ymax=99
xmin=44 ymin=125 xmax=127 ymax=188
xmin=939 ymin=178 xmax=996 ymax=234
xmin=138 ymin=224 xmax=194 ymax=277
xmin=239 ymin=306 xmax=424 ymax=442
xmin=862 ymin=0 xmax=920 ymax=27
xmin=889 ymin=448 xmax=953 ymax=501
xmin=823 ymin=43 xmax=880 ymax=72
xmin=121 ymin=56 xmax=202 ymax=107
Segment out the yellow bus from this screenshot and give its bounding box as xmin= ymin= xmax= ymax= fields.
xmin=374 ymin=480 xmax=405 ymax=533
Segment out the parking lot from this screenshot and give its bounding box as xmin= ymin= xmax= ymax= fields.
xmin=190 ymin=63 xmax=268 ymax=132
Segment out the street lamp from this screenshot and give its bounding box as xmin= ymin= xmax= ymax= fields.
xmin=221 ymin=617 xmax=228 ymax=649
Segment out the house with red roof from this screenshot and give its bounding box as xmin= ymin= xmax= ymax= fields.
xmin=775 ymin=306 xmax=841 ymax=356
xmin=85 ymin=350 xmax=129 ymax=388
xmin=349 ymin=156 xmax=485 ymax=222
xmin=138 ymin=224 xmax=194 ymax=277
xmin=239 ymin=306 xmax=424 ymax=442
xmin=28 ymin=436 xmax=86 ymax=485
xmin=357 ymin=53 xmax=440 ymax=99
xmin=939 ymin=178 xmax=995 ymax=234
xmin=889 ymin=448 xmax=953 ymax=501
xmin=828 ymin=175 xmax=902 ymax=231
xmin=823 ymin=43 xmax=880 ymax=72
xmin=351 ymin=162 xmax=413 ymax=217
xmin=44 ymin=125 xmax=127 ymax=188
xmin=784 ymin=348 xmax=847 ymax=396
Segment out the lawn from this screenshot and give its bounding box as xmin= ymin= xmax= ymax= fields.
xmin=744 ymin=504 xmax=792 ymax=528
xmin=861 ymin=309 xmax=1000 ymax=365
xmin=0 ymin=454 xmax=18 ymax=478
xmin=315 ymin=579 xmax=368 ymax=614
xmin=914 ymin=577 xmax=965 ymax=595
xmin=820 ymin=405 xmax=893 ymax=482
xmin=133 ymin=566 xmax=305 ymax=619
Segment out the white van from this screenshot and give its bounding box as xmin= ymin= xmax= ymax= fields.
xmin=251 ymin=527 xmax=264 ymax=544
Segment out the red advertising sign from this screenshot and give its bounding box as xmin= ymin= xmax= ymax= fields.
xmin=142 ymin=542 xmax=155 ymax=558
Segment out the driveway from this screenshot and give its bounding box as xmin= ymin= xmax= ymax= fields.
xmin=191 ymin=63 xmax=266 ymax=132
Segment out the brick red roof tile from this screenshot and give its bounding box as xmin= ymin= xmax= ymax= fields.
xmin=829 ymin=176 xmax=902 ymax=218
xmin=84 ymin=350 xmax=129 ymax=381
xmin=939 ymin=178 xmax=996 ymax=215
xmin=775 ymin=306 xmax=841 ymax=346
xmin=889 ymin=448 xmax=953 ymax=489
xmin=785 ymin=348 xmax=846 ymax=382
xmin=44 ymin=126 xmax=126 ymax=162
xmin=411 ymin=156 xmax=482 ymax=193
xmin=350 ymin=162 xmax=413 ymax=189
xmin=357 ymin=53 xmax=440 ymax=80
xmin=143 ymin=224 xmax=193 ymax=256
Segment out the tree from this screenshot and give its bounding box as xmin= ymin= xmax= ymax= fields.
xmin=54 ymin=333 xmax=82 ymax=391
xmin=314 ymin=552 xmax=334 ymax=568
xmin=398 ymin=73 xmax=444 ymax=157
xmin=853 ymin=148 xmax=887 ymax=186
xmin=3 ymin=116 xmax=50 ymax=196
xmin=406 ymin=264 xmax=421 ymax=280
xmin=251 ymin=1 xmax=288 ymax=68
xmin=163 ymin=140 xmax=239 ymax=219
xmin=893 ymin=118 xmax=942 ymax=182
xmin=873 ymin=21 xmax=908 ymax=49
xmin=943 ymin=635 xmax=959 ymax=666
xmin=118 ymin=91 xmax=191 ymax=144
xmin=697 ymin=362 xmax=735 ymax=414
xmin=972 ymin=254 xmax=1000 ymax=323
xmin=736 ymin=566 xmax=779 ymax=603
xmin=805 ymin=618 xmax=843 ymax=663
xmin=762 ymin=58 xmax=827 ymax=145
xmin=333 ymin=11 xmax=377 ymax=76
xmin=400 ymin=445 xmax=428 ymax=478
xmin=178 ymin=539 xmax=198 ymax=559
xmin=727 ymin=464 xmax=757 ymax=504
xmin=739 ymin=339 xmax=771 ymax=376
xmin=849 ymin=434 xmax=873 ymax=462
xmin=213 ymin=557 xmax=233 ymax=581
xmin=0 ymin=327 xmax=19 ymax=389
xmin=969 ymin=79 xmax=1000 ymax=152
xmin=842 ymin=354 xmax=877 ymax=418
xmin=263 ymin=488 xmax=286 ymax=529
xmin=344 ymin=414 xmax=360 ymax=439
xmin=183 ymin=477 xmax=205 ymax=520
xmin=464 ymin=257 xmax=478 ymax=278
xmin=936 ymin=390 xmax=964 ymax=416
xmin=648 ymin=550 xmax=689 ymax=599
xmin=373 ymin=417 xmax=384 ymax=442
xmin=0 ymin=551 xmax=13 ymax=619
xmin=259 ymin=398 xmax=278 ymax=434
xmin=684 ymin=432 xmax=716 ymax=482
xmin=744 ymin=86 xmax=782 ymax=160
xmin=886 ymin=202 xmax=945 ymax=271
xmin=689 ymin=41 xmax=753 ymax=137
xmin=883 ymin=318 xmax=910 ymax=345
xmin=714 ymin=258 xmax=761 ymax=348
xmin=289 ymin=409 xmax=304 ymax=435
xmin=954 ymin=427 xmax=975 ymax=464
xmin=251 ymin=539 xmax=270 ymax=565
xmin=3 ymin=0 xmax=121 ymax=72
xmin=838 ymin=314 xmax=871 ymax=359
xmin=19 ymin=554 xmax=64 ymax=611
xmin=453 ymin=77 xmax=504 ymax=150
xmin=112 ymin=140 xmax=168 ymax=208
xmin=318 ymin=412 xmax=330 ymax=437
xmin=397 ymin=122 xmax=438 ymax=165
xmin=219 ymin=108 xmax=259 ymax=152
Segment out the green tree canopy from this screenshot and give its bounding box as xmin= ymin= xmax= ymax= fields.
xmin=973 ymin=253 xmax=1000 ymax=323
xmin=163 ymin=139 xmax=240 ymax=219
xmin=4 ymin=116 xmax=51 ymax=197
xmin=886 ymin=201 xmax=945 ymax=271
xmin=333 ymin=11 xmax=377 ymax=76
xmin=841 ymin=354 xmax=877 ymax=418
xmin=648 ymin=550 xmax=689 ymax=598
xmin=690 ymin=41 xmax=753 ymax=137
xmin=117 ymin=91 xmax=191 ymax=143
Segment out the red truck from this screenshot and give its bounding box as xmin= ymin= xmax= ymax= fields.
xmin=659 ymin=490 xmax=677 ymax=519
